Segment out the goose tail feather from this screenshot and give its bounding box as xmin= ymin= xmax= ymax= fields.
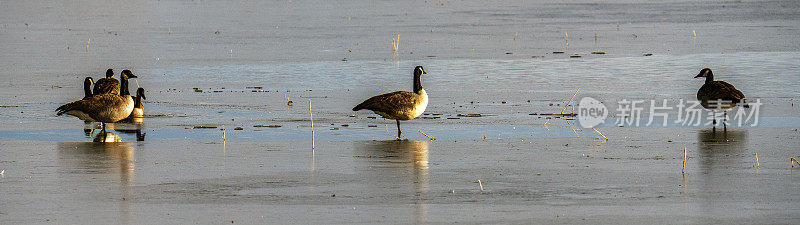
xmin=55 ymin=101 xmax=82 ymax=116
xmin=352 ymin=95 xmax=383 ymax=111
xmin=352 ymin=103 xmax=365 ymax=111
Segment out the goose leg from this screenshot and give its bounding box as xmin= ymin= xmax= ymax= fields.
xmin=395 ymin=120 xmax=402 ymax=140
xmin=723 ymin=111 xmax=727 ymax=132
xmin=712 ymin=110 xmax=717 ymax=126
xmin=712 ymin=110 xmax=716 ymax=133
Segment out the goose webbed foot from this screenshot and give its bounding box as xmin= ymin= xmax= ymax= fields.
xmin=394 ymin=120 xmax=404 ymax=140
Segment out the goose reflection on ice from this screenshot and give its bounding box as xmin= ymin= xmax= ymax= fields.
xmin=84 ymin=121 xmax=146 ymax=142
xmin=354 ymin=140 xmax=430 ymax=189
xmin=56 ymin=141 xmax=135 ymax=223
xmin=57 ymin=141 xmax=135 ymax=180
xmin=696 ymin=128 xmax=748 ymax=166
xmin=695 ymin=128 xmax=748 ymax=215
xmin=115 ymin=128 xmax=146 ymax=142
xmin=93 ymin=130 xmax=122 ymax=143
xmin=353 ymin=140 xmax=430 ymax=224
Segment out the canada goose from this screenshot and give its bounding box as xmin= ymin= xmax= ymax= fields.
xmin=82 ymin=77 xmax=94 ymax=100
xmin=80 ymin=77 xmax=97 ymax=124
xmin=56 ymin=71 xmax=138 ymax=130
xmin=353 ymin=66 xmax=428 ymax=139
xmin=93 ymin=69 xmax=119 ymax=95
xmin=120 ymin=87 xmax=146 ymax=124
xmin=129 ymin=87 xmax=146 ymax=118
xmin=694 ymin=68 xmax=748 ymax=128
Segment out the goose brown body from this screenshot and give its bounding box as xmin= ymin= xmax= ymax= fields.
xmin=93 ymin=69 xmax=119 ymax=95
xmin=353 ymin=89 xmax=428 ymax=121
xmin=57 ymin=94 xmax=134 ymax=123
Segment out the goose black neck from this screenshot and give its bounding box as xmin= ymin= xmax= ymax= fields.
xmin=413 ymin=72 xmax=423 ymax=94
xmin=705 ymin=71 xmax=714 ymax=83
xmin=120 ymin=76 xmax=131 ymax=96
xmin=134 ymin=95 xmax=143 ymax=108
xmin=83 ymin=79 xmax=93 ymax=98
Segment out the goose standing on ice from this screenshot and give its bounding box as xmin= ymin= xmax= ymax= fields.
xmin=80 ymin=77 xmax=97 ymax=126
xmin=56 ymin=70 xmax=138 ymax=130
xmin=93 ymin=69 xmax=119 ymax=95
xmin=694 ymin=68 xmax=748 ymax=129
xmin=120 ymin=87 xmax=146 ymax=125
xmin=353 ymin=66 xmax=428 ymax=139
xmin=119 ymin=87 xmax=146 ymax=125
xmin=129 ymin=87 xmax=146 ymax=119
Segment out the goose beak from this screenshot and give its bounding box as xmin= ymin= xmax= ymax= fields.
xmin=695 ymin=69 xmax=709 ymax=78
xmin=694 ymin=70 xmax=704 ymax=78
xmin=128 ymin=73 xmax=138 ymax=79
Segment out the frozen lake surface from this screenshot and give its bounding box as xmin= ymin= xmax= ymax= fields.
xmin=1 ymin=0 xmax=799 ymax=224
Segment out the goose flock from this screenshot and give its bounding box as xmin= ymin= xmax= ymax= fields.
xmin=56 ymin=69 xmax=146 ymax=131
xmin=55 ymin=66 xmax=748 ymax=140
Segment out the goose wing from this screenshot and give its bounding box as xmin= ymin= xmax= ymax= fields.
xmin=353 ymin=91 xmax=418 ymax=113
xmin=700 ymin=81 xmax=745 ymax=101
xmin=714 ymin=81 xmax=745 ymax=100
